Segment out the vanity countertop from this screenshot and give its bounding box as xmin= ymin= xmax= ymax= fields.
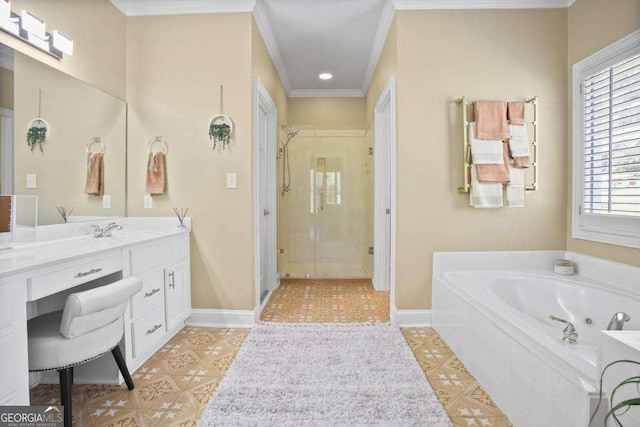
xmin=0 ymin=219 xmax=190 ymax=278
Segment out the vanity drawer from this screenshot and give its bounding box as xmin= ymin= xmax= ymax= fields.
xmin=130 ymin=269 xmax=165 ymax=319
xmin=28 ymin=253 xmax=122 ymax=300
xmin=130 ymin=235 xmax=188 ymax=275
xmin=131 ymin=305 xmax=165 ymax=359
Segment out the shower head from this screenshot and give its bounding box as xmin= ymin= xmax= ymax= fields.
xmin=282 ymin=126 xmax=299 ymax=146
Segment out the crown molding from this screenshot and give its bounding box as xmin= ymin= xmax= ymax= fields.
xmin=361 ymin=0 xmax=396 ymax=95
xmin=288 ymin=89 xmax=366 ymax=98
xmin=391 ymin=0 xmax=575 ymax=9
xmin=252 ymin=0 xmax=292 ymax=94
xmin=109 ymin=0 xmax=257 ymax=16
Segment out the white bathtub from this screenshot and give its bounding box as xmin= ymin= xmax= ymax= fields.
xmin=432 ymin=251 xmax=640 ymax=427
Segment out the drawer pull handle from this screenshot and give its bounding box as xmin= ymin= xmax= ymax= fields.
xmin=146 ymin=324 xmax=163 ymax=335
xmin=144 ymin=288 xmax=161 ymax=298
xmin=169 ymin=271 xmax=175 ymax=289
xmin=75 ymin=268 xmax=103 ymax=278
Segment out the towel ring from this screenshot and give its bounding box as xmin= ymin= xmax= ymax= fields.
xmin=86 ymin=137 xmax=105 ymax=155
xmin=148 ymin=136 xmax=168 ymax=154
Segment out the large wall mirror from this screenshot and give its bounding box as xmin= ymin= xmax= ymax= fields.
xmin=0 ymin=43 xmax=126 ymax=226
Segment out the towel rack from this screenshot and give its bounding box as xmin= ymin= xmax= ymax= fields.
xmin=455 ymin=96 xmax=539 ymax=194
xmin=86 ymin=137 xmax=105 ymax=155
xmin=148 ymin=136 xmax=168 ymax=154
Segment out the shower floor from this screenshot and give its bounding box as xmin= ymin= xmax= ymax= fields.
xmin=281 ymin=262 xmax=371 ymax=279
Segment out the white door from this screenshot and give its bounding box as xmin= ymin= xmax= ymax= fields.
xmin=253 ymin=78 xmax=278 ymax=310
xmin=373 ymin=76 xmax=397 ymax=295
xmin=0 ymin=108 xmax=13 ymax=195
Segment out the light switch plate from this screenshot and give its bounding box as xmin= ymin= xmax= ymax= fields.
xmin=144 ymin=194 xmax=153 ymax=209
xmin=102 ymin=194 xmax=111 ymax=209
xmin=26 ymin=174 xmax=36 ymax=189
xmin=226 ymin=172 xmax=237 ymax=189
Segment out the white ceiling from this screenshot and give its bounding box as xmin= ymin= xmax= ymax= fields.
xmin=109 ymin=0 xmax=575 ymax=97
xmin=262 ymin=0 xmax=386 ymax=94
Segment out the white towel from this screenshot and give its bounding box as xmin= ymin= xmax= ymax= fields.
xmin=508 ymin=124 xmax=530 ymax=158
xmin=507 ymin=165 xmax=525 ymax=207
xmin=469 ymin=122 xmax=504 ymax=164
xmin=470 ymin=166 xmax=503 ymax=208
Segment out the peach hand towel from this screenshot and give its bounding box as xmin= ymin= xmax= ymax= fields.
xmin=84 ymin=153 xmax=104 ymax=196
xmin=146 ymin=152 xmax=166 ymax=195
xmin=473 ymin=101 xmax=510 ymax=140
xmin=507 ymin=102 xmax=525 ymax=125
xmin=475 ymin=142 xmax=511 ymax=183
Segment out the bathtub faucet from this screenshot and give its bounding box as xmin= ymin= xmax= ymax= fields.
xmin=549 ymin=315 xmax=578 ymax=344
xmin=607 ymin=312 xmax=631 ymax=331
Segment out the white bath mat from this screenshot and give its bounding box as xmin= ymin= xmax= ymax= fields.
xmin=198 ymin=323 xmax=452 ymax=426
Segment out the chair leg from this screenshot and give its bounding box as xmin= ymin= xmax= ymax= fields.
xmin=69 ymin=367 xmax=74 ymax=386
xmin=59 ymin=368 xmax=73 ymax=427
xmin=111 ymin=345 xmax=134 ymax=390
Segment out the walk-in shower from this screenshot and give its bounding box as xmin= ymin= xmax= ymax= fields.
xmin=278 ymin=125 xmax=373 ymax=279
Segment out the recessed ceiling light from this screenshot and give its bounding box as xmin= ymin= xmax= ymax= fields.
xmin=319 ymin=73 xmax=332 ymax=80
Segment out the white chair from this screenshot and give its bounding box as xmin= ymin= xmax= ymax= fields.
xmin=27 ymin=277 xmax=142 ymax=427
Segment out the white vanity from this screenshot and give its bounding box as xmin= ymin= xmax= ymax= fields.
xmin=0 ymin=217 xmax=191 ymax=406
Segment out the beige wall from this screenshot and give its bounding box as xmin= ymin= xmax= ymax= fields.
xmin=566 ymin=0 xmax=640 ymax=266
xmin=287 ymin=97 xmax=366 ymax=128
xmin=0 ymin=66 xmax=13 ymax=110
xmin=127 ymin=13 xmax=258 ymax=311
xmin=0 ymin=0 xmax=126 ymax=98
xmin=385 ymin=9 xmax=568 ymax=310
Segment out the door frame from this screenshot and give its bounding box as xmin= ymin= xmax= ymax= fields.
xmin=252 ymin=77 xmax=278 ymax=319
xmin=0 ymin=107 xmax=13 ymax=194
xmin=373 ymin=76 xmax=397 ymax=316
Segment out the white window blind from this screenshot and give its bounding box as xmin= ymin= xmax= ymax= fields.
xmin=583 ymin=52 xmax=640 ymax=217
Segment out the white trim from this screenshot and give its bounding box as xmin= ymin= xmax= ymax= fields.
xmin=362 ymin=0 xmax=396 ymax=95
xmin=391 ymin=0 xmax=574 ymax=9
xmin=373 ymin=76 xmax=397 ymax=305
xmin=571 ymin=29 xmax=640 ymax=249
xmin=253 ymin=77 xmax=279 ymax=314
xmin=288 ymin=89 xmax=365 ymax=98
xmin=393 ymin=309 xmax=432 ymax=327
xmin=252 ymin=0 xmax=292 ymax=94
xmin=186 ymin=309 xmax=255 ymax=328
xmin=108 ymin=0 xmax=257 ymax=16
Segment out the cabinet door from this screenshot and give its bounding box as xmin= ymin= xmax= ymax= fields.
xmin=164 ymin=260 xmax=191 ymax=331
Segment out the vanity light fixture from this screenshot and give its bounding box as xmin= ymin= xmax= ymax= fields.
xmin=0 ymin=0 xmax=18 ymax=35
xmin=52 ymin=30 xmax=73 ymax=56
xmin=20 ymin=10 xmax=46 ymax=39
xmin=0 ymin=3 xmax=73 ymax=59
xmin=319 ymin=73 xmax=333 ymax=80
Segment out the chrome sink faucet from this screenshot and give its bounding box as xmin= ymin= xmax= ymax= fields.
xmin=550 ymin=315 xmax=578 ymax=344
xmin=91 ymin=222 xmax=123 ymax=238
xmin=607 ymin=312 xmax=631 ymax=331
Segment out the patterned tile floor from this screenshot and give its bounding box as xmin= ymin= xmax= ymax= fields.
xmin=260 ymin=279 xmax=390 ymax=323
xmin=31 ymin=280 xmax=511 ymax=426
xmin=30 ymin=327 xmax=249 ymax=427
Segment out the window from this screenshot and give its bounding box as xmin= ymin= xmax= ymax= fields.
xmin=573 ymin=30 xmax=640 ymax=248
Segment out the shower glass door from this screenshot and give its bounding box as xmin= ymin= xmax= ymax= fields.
xmin=279 ymin=127 xmax=372 ymax=279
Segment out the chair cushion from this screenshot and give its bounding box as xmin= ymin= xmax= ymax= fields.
xmin=28 ymin=310 xmax=124 ymax=372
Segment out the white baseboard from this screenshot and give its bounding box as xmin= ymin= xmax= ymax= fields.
xmin=186 ymin=309 xmax=255 ymax=328
xmin=393 ymin=309 xmax=432 ymax=327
